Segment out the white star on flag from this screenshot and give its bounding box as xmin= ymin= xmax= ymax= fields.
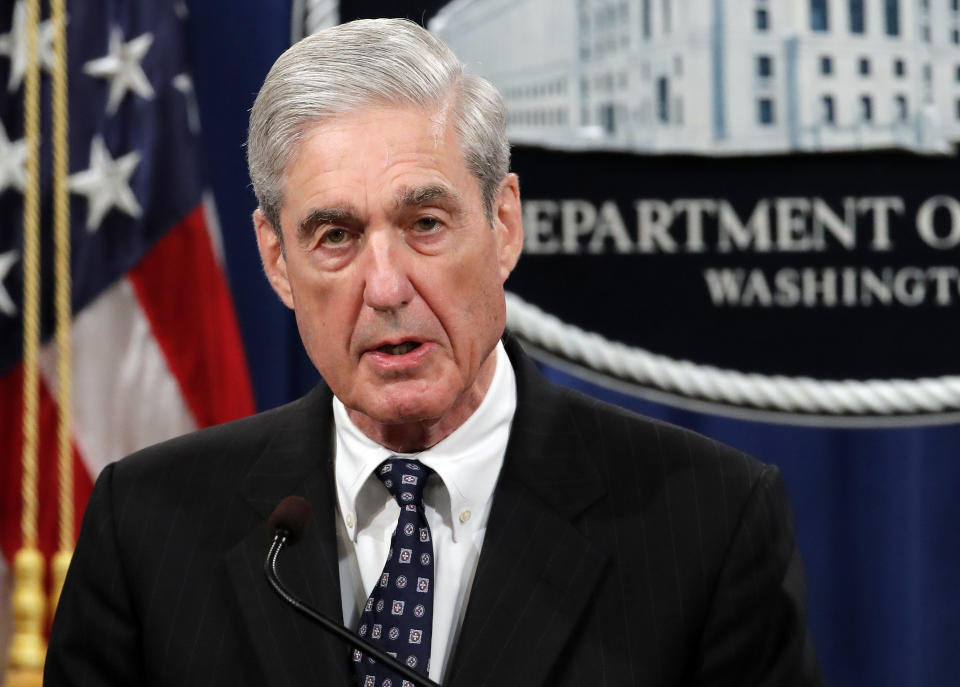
xmin=0 ymin=120 xmax=27 ymax=193
xmin=0 ymin=0 xmax=59 ymax=92
xmin=68 ymin=136 xmax=142 ymax=231
xmin=83 ymin=26 xmax=154 ymax=115
xmin=0 ymin=249 xmax=18 ymax=316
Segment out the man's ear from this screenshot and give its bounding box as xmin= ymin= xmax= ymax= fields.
xmin=493 ymin=173 xmax=523 ymax=282
xmin=253 ymin=208 xmax=295 ymax=309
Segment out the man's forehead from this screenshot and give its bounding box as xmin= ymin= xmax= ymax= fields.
xmin=287 ymin=105 xmax=460 ymax=178
xmin=300 ymin=182 xmax=462 ymax=211
xmin=282 ymin=106 xmax=479 ymax=210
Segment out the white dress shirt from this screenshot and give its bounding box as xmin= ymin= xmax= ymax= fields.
xmin=333 ymin=341 xmax=516 ymax=683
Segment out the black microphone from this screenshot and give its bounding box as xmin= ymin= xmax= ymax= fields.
xmin=265 ymin=496 xmax=442 ymax=687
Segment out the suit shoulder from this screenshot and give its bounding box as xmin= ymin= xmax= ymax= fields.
xmin=556 ymin=384 xmax=769 ymax=494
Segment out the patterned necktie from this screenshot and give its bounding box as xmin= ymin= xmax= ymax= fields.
xmin=353 ymin=458 xmax=435 ymax=687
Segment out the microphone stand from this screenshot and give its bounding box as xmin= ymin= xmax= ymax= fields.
xmin=265 ymin=528 xmax=442 ymax=687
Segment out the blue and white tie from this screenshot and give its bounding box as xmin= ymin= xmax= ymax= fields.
xmin=353 ymin=458 xmax=434 ymax=687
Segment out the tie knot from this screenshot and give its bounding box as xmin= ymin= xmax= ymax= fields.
xmin=375 ymin=458 xmax=432 ymax=507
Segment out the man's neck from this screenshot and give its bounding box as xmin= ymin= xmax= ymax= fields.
xmin=346 ymin=351 xmax=498 ymax=453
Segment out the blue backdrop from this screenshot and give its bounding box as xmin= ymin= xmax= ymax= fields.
xmin=183 ymin=3 xmax=959 ymax=685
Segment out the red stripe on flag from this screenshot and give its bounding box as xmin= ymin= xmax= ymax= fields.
xmin=0 ymin=364 xmax=95 ymax=567
xmin=128 ymin=206 xmax=256 ymax=427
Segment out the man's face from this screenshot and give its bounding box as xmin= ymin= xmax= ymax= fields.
xmin=255 ymin=105 xmax=522 ymax=442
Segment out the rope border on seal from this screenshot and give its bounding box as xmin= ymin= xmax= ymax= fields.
xmin=505 ymin=291 xmax=960 ymax=415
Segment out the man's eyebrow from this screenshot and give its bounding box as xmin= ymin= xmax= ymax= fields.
xmin=395 ymin=184 xmax=464 ymax=212
xmin=296 ymin=206 xmax=359 ymax=242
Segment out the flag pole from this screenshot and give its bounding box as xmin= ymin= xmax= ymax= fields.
xmin=8 ymin=0 xmax=47 ymax=682
xmin=49 ymin=0 xmax=74 ymax=624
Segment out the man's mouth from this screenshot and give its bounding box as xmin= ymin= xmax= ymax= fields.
xmin=375 ymin=341 xmax=422 ymax=355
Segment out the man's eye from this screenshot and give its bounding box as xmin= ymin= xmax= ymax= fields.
xmin=413 ymin=217 xmax=441 ymax=232
xmin=321 ymin=228 xmax=350 ymax=245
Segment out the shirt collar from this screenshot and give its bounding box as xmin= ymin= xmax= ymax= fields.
xmin=334 ymin=341 xmax=516 ymax=542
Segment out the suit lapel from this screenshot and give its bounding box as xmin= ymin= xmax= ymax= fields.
xmin=221 ymin=385 xmax=354 ymax=687
xmin=446 ymin=339 xmax=609 ymax=687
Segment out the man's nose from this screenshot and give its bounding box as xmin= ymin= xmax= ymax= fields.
xmin=361 ymin=233 xmax=415 ymax=311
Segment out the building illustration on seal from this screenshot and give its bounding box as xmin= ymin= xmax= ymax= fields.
xmin=430 ymin=0 xmax=960 ymax=154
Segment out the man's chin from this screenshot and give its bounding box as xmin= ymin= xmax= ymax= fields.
xmin=352 ymin=400 xmax=446 ymax=427
xmin=344 ymin=370 xmax=452 ymax=416
xmin=337 ymin=370 xmax=482 ymax=448
xmin=342 ymin=383 xmax=449 ymax=424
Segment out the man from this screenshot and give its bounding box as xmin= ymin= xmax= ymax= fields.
xmin=46 ymin=18 xmax=823 ymax=687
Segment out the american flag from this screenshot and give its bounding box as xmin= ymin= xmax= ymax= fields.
xmin=0 ymin=0 xmax=255 ymax=659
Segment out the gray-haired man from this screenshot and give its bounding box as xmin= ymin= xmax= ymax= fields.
xmin=46 ymin=18 xmax=823 ymax=687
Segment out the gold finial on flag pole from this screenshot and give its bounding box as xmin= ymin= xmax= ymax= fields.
xmin=8 ymin=548 xmax=45 ymax=672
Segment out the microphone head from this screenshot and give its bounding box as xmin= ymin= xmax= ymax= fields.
xmin=268 ymin=496 xmax=312 ymax=543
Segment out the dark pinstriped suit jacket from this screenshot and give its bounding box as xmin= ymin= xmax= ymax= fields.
xmin=45 ymin=338 xmax=823 ymax=686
